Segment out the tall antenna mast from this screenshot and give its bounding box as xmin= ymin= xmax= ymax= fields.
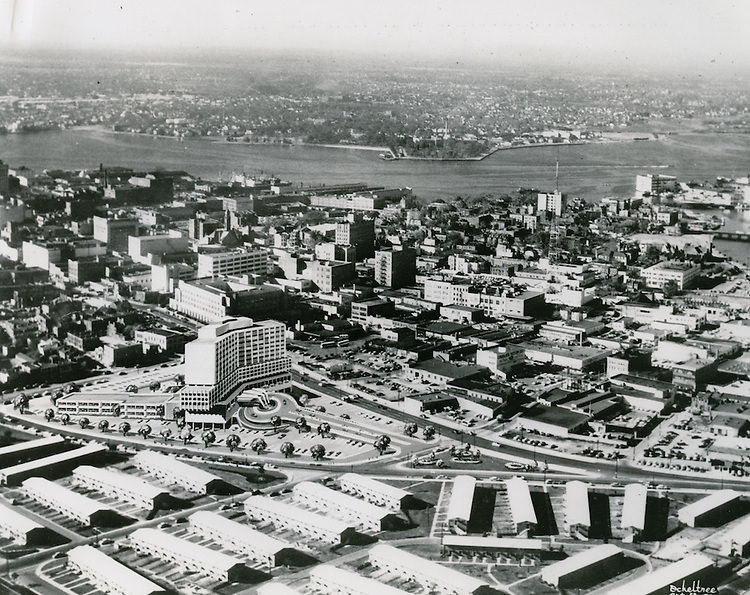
xmin=555 ymin=159 xmax=559 ymax=193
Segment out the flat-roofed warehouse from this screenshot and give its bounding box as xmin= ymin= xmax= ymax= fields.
xmin=0 ymin=501 xmax=51 ymax=546
xmin=678 ymin=489 xmax=742 ymax=528
xmin=621 ymin=483 xmax=647 ymax=543
xmin=369 ymin=543 xmax=500 ymax=595
xmin=0 ymin=435 xmax=67 ymax=467
xmin=133 ymin=450 xmax=228 ymax=495
xmin=0 ymin=443 xmax=107 ymax=486
xmin=68 ymin=545 xmax=167 ymax=595
xmin=189 ymin=511 xmax=303 ymax=568
xmin=309 ymin=564 xmax=410 ymax=595
xmin=338 ymin=473 xmax=410 ymax=511
xmin=719 ymin=514 xmax=750 ymax=557
xmin=244 ymin=495 xmax=356 ymax=544
xmin=541 ymin=544 xmax=624 ymax=588
xmin=565 ymin=480 xmax=590 ymax=538
xmin=517 ymin=404 xmax=591 ymax=437
xmin=609 ymin=553 xmax=715 ymax=595
xmin=72 ymin=466 xmax=170 ymax=510
xmin=129 ymin=528 xmax=254 ymax=583
xmin=22 ymin=477 xmax=130 ymax=526
xmin=446 ymin=475 xmax=476 ymax=534
xmin=292 ymin=481 xmax=395 ymax=532
xmin=505 ymin=477 xmax=537 ymax=537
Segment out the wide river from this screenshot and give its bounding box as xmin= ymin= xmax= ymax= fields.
xmin=2 ymin=128 xmax=750 ymax=202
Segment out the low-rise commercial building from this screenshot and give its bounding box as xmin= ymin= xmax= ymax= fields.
xmin=22 ymin=239 xmax=106 ymax=270
xmin=641 ymin=260 xmax=700 ymax=290
xmin=72 ymin=466 xmax=169 ymax=510
xmin=610 ymin=374 xmax=675 ymax=401
xmin=100 ymin=342 xmax=143 ymax=368
xmin=129 ymin=528 xmax=250 ymax=583
xmin=134 ymin=328 xmax=190 ymax=354
xmin=368 ymin=543 xmax=495 ymax=595
xmin=56 ymin=392 xmax=173 ymax=419
xmin=517 ymin=405 xmax=590 ymax=437
xmin=350 ymin=298 xmax=395 ymax=326
xmin=244 ymin=496 xmax=356 ymax=544
xmin=515 ymin=340 xmax=612 ymax=371
xmin=338 ymin=473 xmax=410 ymax=511
xmin=310 ymin=193 xmax=387 ymax=211
xmin=292 ymin=481 xmax=392 ymax=532
xmin=709 ymin=414 xmax=749 ymax=438
xmin=406 ymin=359 xmax=489 ymax=385
xmin=541 ymin=544 xmax=624 ymax=588
xmin=475 ymin=345 xmax=526 ymax=376
xmin=68 ymin=545 xmax=167 ymax=595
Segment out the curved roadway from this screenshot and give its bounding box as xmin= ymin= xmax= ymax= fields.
xmin=291 ymin=372 xmax=750 ymax=490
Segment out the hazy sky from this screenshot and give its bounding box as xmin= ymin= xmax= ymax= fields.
xmin=2 ymin=0 xmax=749 ymax=71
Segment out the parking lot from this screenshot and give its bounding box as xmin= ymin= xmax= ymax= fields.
xmin=638 ymin=413 xmax=749 ymax=477
xmin=79 ymin=363 xmax=184 ymax=394
xmin=40 ymin=559 xmax=108 ymax=595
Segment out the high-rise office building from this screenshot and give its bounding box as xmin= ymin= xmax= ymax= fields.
xmin=635 ymin=174 xmax=677 ymax=197
xmin=537 ymin=191 xmax=565 ymax=217
xmin=0 ymin=160 xmax=9 ymax=194
xmin=197 ymin=248 xmax=269 ymax=279
xmin=375 ymin=248 xmax=416 ymax=289
xmin=335 ymin=213 xmax=375 ymax=259
xmin=93 ymin=215 xmax=140 ymax=253
xmin=180 ymin=317 xmax=290 ymax=413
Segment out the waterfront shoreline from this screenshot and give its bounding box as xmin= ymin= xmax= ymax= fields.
xmin=68 ymin=125 xmax=656 ymax=163
xmin=5 ymin=127 xmax=750 ymax=202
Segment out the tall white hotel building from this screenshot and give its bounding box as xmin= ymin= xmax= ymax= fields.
xmin=180 ymin=317 xmax=290 ymax=416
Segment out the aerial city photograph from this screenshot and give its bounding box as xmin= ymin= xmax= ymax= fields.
xmin=1 ymin=0 xmax=750 ymax=594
